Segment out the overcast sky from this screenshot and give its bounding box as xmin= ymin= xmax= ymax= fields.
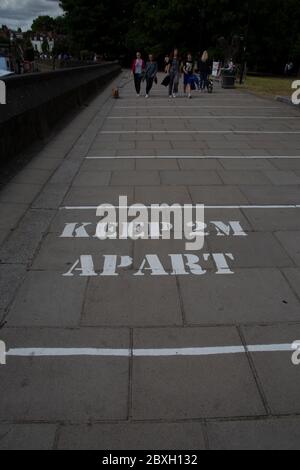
xmin=0 ymin=0 xmax=62 ymax=31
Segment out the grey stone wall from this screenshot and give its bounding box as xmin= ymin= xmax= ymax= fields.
xmin=0 ymin=62 xmax=121 ymax=165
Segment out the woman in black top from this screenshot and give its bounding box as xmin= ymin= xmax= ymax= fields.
xmin=144 ymin=54 xmax=158 ymax=98
xmin=198 ymin=50 xmax=210 ymax=92
xmin=167 ymin=49 xmax=181 ymax=98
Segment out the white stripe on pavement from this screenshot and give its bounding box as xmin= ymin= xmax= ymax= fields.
xmin=5 ymin=343 xmax=295 ymax=358
xmin=60 ymin=205 xmax=300 ymax=210
xmin=100 ymin=130 xmax=300 ymax=134
xmin=86 ymin=155 xmax=300 ymax=159
xmin=115 ymin=106 xmax=283 ymax=109
xmin=108 ymin=116 xmax=300 ymax=120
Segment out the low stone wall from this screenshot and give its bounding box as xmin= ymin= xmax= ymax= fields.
xmin=0 ymin=62 xmax=121 ymax=165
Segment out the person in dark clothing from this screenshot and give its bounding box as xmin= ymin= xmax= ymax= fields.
xmin=198 ymin=50 xmax=210 ymax=92
xmin=144 ymin=54 xmax=158 ymax=98
xmin=167 ymin=49 xmax=181 ymax=98
xmin=183 ymin=53 xmax=196 ymax=98
xmin=131 ymin=52 xmax=145 ymax=96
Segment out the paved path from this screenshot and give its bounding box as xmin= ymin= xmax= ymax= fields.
xmin=1 ymin=72 xmax=300 ymax=450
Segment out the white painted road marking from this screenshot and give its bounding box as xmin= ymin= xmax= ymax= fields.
xmin=108 ymin=116 xmax=300 ymax=120
xmin=101 ymin=130 xmax=300 ymax=134
xmin=86 ymin=155 xmax=300 ymax=159
xmin=115 ymin=106 xmax=283 ymax=109
xmin=60 ymin=205 xmax=300 ymax=210
xmin=4 ymin=343 xmax=295 ymax=358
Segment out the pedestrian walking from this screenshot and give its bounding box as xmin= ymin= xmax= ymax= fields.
xmin=183 ymin=53 xmax=196 ymax=98
xmin=167 ymin=49 xmax=181 ymax=98
xmin=198 ymin=50 xmax=210 ymax=92
xmin=164 ymin=54 xmax=170 ymax=73
xmin=131 ymin=52 xmax=145 ymax=96
xmin=144 ymin=54 xmax=158 ymax=98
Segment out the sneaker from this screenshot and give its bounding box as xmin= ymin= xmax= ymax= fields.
xmin=136 ymin=94 xmax=140 ymax=97
xmin=188 ymin=94 xmax=192 ymax=99
xmin=172 ymin=93 xmax=176 ymax=98
xmin=145 ymin=94 xmax=149 ymax=98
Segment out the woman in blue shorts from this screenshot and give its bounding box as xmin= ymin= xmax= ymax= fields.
xmin=183 ymin=53 xmax=196 ymax=99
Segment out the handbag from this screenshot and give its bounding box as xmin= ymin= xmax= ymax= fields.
xmin=161 ymin=75 xmax=170 ymax=87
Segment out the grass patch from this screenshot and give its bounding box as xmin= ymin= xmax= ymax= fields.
xmin=238 ymin=76 xmax=295 ymax=98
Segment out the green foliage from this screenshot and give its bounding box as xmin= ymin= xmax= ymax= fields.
xmin=29 ymin=0 xmax=300 ymax=72
xmin=31 ymin=15 xmax=56 ymax=33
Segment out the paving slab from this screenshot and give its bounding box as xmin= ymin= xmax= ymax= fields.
xmin=134 ymin=186 xmax=192 ymax=204
xmin=82 ymin=159 xmax=135 ymax=171
xmin=26 ymin=158 xmax=62 ymax=171
xmin=264 ymin=170 xmax=300 ymax=185
xmin=275 ymin=231 xmax=300 ymax=266
xmin=111 ymin=170 xmax=160 ymax=186
xmin=49 ymin=160 xmax=82 ymax=185
xmin=136 ymin=158 xmax=179 ymax=170
xmin=133 ymin=238 xmax=212 ymax=272
xmin=190 ymin=186 xmax=249 ymax=204
xmin=0 ymin=209 xmax=55 ymax=265
xmin=0 ymin=229 xmax=10 ymax=246
xmin=218 ymin=170 xmax=272 ymax=185
xmin=0 ymin=264 xmax=27 ymax=310
xmin=0 ymin=203 xmax=28 ymax=229
xmin=32 ymin=234 xmax=133 ymax=271
xmin=244 ymin=208 xmax=300 ymax=231
xmin=0 ymin=183 xmax=43 ymax=205
xmin=31 ymin=184 xmax=70 ymax=210
xmin=0 ymin=424 xmax=57 ymax=450
xmin=220 ymin=160 xmax=275 ymax=171
xmin=0 ymin=328 xmax=129 ymax=421
xmin=180 ymin=267 xmax=300 ymax=325
xmin=82 ymin=273 xmax=182 ymax=327
xmin=240 ymin=185 xmax=300 ymax=204
xmin=72 ymin=171 xmax=111 ymax=187
xmin=242 ymin=324 xmax=300 ymax=415
xmin=63 ymin=186 xmax=134 ymax=206
xmin=11 ymin=169 xmax=51 ymax=185
xmin=209 ymin=232 xmax=293 ymax=268
xmin=132 ymin=327 xmax=265 ymax=419
xmin=207 ymin=418 xmax=300 ymax=450
xmin=161 ymin=170 xmax=223 ymax=185
xmin=272 ymin=159 xmax=300 ymax=170
xmin=7 ymin=271 xmax=87 ymax=327
xmin=178 ymin=159 xmax=223 ymax=170
xmin=283 ymin=268 xmax=300 ymax=298
xmin=58 ymin=422 xmax=206 ymax=450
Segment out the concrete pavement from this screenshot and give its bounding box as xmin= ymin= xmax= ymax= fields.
xmin=1 ymin=71 xmax=300 ymax=449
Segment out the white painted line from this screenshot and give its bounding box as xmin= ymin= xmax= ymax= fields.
xmin=60 ymin=205 xmax=300 ymax=211
xmin=7 ymin=348 xmax=129 ymax=357
xmin=108 ymin=116 xmax=299 ymax=120
xmin=5 ymin=343 xmax=295 ymax=358
xmin=101 ymin=130 xmax=300 ymax=135
xmin=86 ymin=155 xmax=300 ymax=160
xmin=115 ymin=106 xmax=283 ymax=110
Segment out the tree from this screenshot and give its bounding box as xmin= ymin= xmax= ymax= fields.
xmin=57 ymin=0 xmax=300 ymax=73
xmin=59 ymin=0 xmax=136 ymax=56
xmin=31 ymin=15 xmax=56 ymax=33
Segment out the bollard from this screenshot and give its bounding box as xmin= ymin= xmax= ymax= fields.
xmin=0 ymin=80 xmax=6 ymax=105
xmin=0 ymin=340 xmax=6 ymax=365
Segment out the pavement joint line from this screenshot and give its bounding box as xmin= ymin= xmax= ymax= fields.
xmin=86 ymin=155 xmax=300 ymax=159
xmin=4 ymin=343 xmax=296 ymax=358
xmin=60 ymin=205 xmax=300 ymax=210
